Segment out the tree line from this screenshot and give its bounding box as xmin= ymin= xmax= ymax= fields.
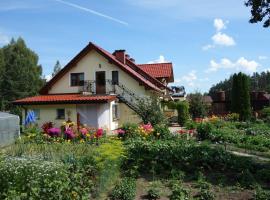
xmin=209 ymin=71 xmax=270 ymax=97
xmin=0 ymin=38 xmax=61 ymax=115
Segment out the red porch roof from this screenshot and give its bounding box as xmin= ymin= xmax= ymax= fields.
xmin=13 ymin=94 xmax=116 ymax=105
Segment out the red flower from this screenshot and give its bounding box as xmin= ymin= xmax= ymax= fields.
xmin=95 ymin=128 xmax=103 ymax=138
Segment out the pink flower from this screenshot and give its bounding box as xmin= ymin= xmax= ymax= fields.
xmin=117 ymin=129 xmax=125 ymax=134
xmin=48 ymin=127 xmax=61 ymax=137
xmin=80 ymin=127 xmax=88 ymax=135
xmin=141 ymin=123 xmax=153 ymax=133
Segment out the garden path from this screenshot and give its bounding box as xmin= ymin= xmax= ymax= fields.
xmin=228 ymin=150 xmax=270 ymax=162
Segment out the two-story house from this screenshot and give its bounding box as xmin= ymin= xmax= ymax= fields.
xmin=14 ymin=42 xmax=174 ymax=131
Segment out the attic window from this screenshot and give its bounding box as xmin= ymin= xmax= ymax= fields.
xmin=70 ymin=73 xmax=84 ymax=86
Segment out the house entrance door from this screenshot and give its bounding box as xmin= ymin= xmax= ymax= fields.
xmin=95 ymin=71 xmax=106 ymax=94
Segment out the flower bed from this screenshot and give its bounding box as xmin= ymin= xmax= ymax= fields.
xmin=1 ymin=136 xmax=125 ymax=199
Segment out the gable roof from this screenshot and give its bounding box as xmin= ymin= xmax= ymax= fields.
xmin=137 ymin=63 xmax=174 ymax=82
xmin=40 ymin=42 xmax=165 ymax=94
xmin=13 ymin=94 xmax=116 ymax=105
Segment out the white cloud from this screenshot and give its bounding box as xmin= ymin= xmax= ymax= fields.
xmin=207 ymin=57 xmax=259 ymax=73
xmin=0 ymin=32 xmax=9 ymax=45
xmin=175 ymin=70 xmax=209 ymax=89
xmin=264 ymin=68 xmax=270 ymax=72
xmin=175 ymin=70 xmax=197 ymax=87
xmin=45 ymin=74 xmax=52 ymax=81
xmin=258 ymin=56 xmax=268 ymax=60
xmin=212 ymin=32 xmax=235 ymax=46
xmin=202 ymin=44 xmax=215 ymax=51
xmin=203 ymin=18 xmax=235 ymax=50
xmin=148 ymin=55 xmax=168 ymax=64
xmin=214 ymin=18 xmax=227 ymax=31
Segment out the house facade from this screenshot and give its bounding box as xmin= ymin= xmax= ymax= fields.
xmin=14 ymin=42 xmax=174 ymax=131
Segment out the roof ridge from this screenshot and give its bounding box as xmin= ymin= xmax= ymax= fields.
xmin=138 ymin=62 xmax=172 ymax=66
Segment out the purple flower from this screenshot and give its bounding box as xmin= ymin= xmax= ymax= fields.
xmin=64 ymin=128 xmax=75 ymax=139
xmin=48 ymin=128 xmax=61 ymax=137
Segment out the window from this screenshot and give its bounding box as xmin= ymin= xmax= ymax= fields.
xmin=33 ymin=109 xmax=40 ymax=120
xmin=70 ymin=73 xmax=84 ymax=86
xmin=112 ymin=104 xmax=119 ymax=120
xmin=56 ymin=109 xmax=65 ymax=119
xmin=112 ymin=71 xmax=119 ymax=85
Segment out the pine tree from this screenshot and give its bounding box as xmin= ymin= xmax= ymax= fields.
xmin=231 ymin=74 xmax=238 ymax=113
xmin=231 ymin=72 xmax=251 ymax=121
xmin=241 ymin=73 xmax=251 ymax=121
xmin=0 ymin=37 xmax=44 ymax=112
xmin=52 ymin=60 xmax=61 ymax=77
xmin=0 ymin=49 xmax=5 ymax=110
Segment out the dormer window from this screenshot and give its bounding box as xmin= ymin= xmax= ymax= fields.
xmin=70 ymin=73 xmax=84 ymax=86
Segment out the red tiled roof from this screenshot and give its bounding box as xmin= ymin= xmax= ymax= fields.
xmin=13 ymin=94 xmax=116 ymax=105
xmin=137 ymin=63 xmax=174 ymax=82
xmin=40 ymin=42 xmax=163 ymax=94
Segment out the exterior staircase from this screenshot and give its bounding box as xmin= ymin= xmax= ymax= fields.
xmin=81 ymin=80 xmax=144 ymax=116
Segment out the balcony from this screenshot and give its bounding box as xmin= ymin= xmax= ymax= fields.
xmin=79 ymin=80 xmax=117 ymax=95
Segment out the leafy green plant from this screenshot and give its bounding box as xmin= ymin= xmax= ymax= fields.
xmin=175 ymin=101 xmax=190 ymax=126
xmin=188 ymin=92 xmax=209 ymax=119
xmin=261 ymin=107 xmax=270 ymax=119
xmin=197 ymin=122 xmax=213 ymax=140
xmin=169 ymin=182 xmax=190 ymax=200
xmin=185 ymin=120 xmax=197 ymax=130
xmin=121 ymin=123 xmax=139 ymax=139
xmin=0 ymin=157 xmax=93 ymax=200
xmin=253 ymin=186 xmax=270 ymax=200
xmin=110 ymin=177 xmax=136 ymax=200
xmin=153 ymin=124 xmax=171 ymax=139
xmin=137 ymin=97 xmax=168 ymax=126
xmin=147 ymin=188 xmax=161 ymax=200
xmin=195 ymin=188 xmax=215 ymax=200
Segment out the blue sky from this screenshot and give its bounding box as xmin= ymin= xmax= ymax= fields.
xmin=0 ymin=0 xmax=269 ymax=93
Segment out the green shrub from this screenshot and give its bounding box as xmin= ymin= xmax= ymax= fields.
xmin=197 ymin=122 xmax=214 ymax=140
xmin=261 ymin=107 xmax=270 ymax=119
xmin=147 ymin=188 xmax=161 ymax=200
xmin=0 ymin=157 xmax=92 ymax=200
xmin=253 ymin=186 xmax=270 ymax=200
xmin=188 ymin=92 xmax=209 ymax=119
xmin=121 ymin=123 xmax=139 ymax=139
xmin=111 ymin=177 xmax=136 ymax=200
xmin=238 ymin=169 xmax=256 ymax=189
xmin=169 ymin=183 xmax=190 ymax=200
xmin=195 ymin=188 xmax=215 ymax=200
xmin=176 ymin=101 xmax=189 ymax=126
xmin=153 ymin=124 xmax=171 ymax=139
xmin=226 ymin=113 xmax=240 ymax=121
xmin=185 ymin=120 xmax=197 ymax=130
xmin=137 ymin=97 xmax=168 ymax=126
xmin=2 ymin=140 xmax=125 ymax=199
xmin=125 ymin=138 xmax=255 ymax=175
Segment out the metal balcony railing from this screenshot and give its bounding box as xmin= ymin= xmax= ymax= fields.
xmin=79 ymin=79 xmax=144 ymax=116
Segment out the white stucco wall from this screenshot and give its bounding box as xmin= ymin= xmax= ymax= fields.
xmin=23 ymin=104 xmax=77 ymax=128
xmin=48 ymin=50 xmax=152 ymax=97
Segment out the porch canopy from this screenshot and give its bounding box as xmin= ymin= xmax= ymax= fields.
xmin=13 ymin=94 xmax=117 ymax=105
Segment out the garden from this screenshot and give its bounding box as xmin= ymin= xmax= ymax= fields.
xmin=1 ymin=110 xmax=270 ymax=200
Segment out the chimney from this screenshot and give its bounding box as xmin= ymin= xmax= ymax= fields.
xmin=113 ymin=50 xmax=126 ymax=64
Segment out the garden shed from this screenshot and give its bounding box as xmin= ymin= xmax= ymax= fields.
xmin=0 ymin=112 xmax=20 ymax=147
